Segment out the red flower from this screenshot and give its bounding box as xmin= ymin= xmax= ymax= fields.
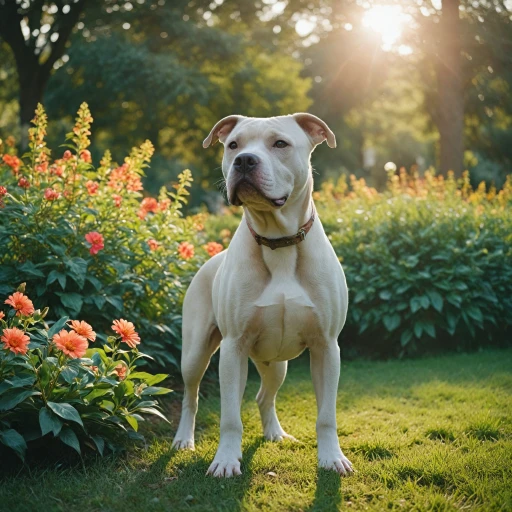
xmin=114 ymin=363 xmax=127 ymax=380
xmin=5 ymin=292 xmax=35 ymax=317
xmin=63 ymin=150 xmax=73 ymax=161
xmin=35 ymin=162 xmax=48 ymax=173
xmin=18 ymin=177 xmax=30 ymax=189
xmin=53 ymin=329 xmax=88 ymax=358
xmin=1 ymin=327 xmax=30 ymax=355
xmin=147 ymin=239 xmax=160 ymax=251
xmin=80 ymin=150 xmax=92 ymax=163
xmin=50 ymin=164 xmax=64 ymax=177
xmin=112 ymin=319 xmax=140 ymax=349
xmin=2 ymin=154 xmax=21 ymax=174
xmin=0 ymin=186 xmax=7 ymax=197
xmin=86 ymin=180 xmax=99 ymax=195
xmin=178 ymin=241 xmax=194 ymax=260
xmin=138 ymin=197 xmax=159 ymax=219
xmin=112 ymin=194 xmax=122 ymax=207
xmin=44 ymin=188 xmax=60 ymax=201
xmin=85 ymin=231 xmax=104 ymax=255
xmin=204 ymin=242 xmax=223 ymax=257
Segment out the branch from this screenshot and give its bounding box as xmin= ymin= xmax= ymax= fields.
xmin=0 ymin=0 xmax=32 ymax=67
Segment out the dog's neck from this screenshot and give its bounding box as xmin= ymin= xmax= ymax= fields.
xmin=243 ymin=179 xmax=314 ymax=240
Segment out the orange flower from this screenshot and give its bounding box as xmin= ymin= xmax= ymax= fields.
xmin=50 ymin=164 xmax=64 ymax=177
xmin=5 ymin=291 xmax=35 ymax=317
xmin=158 ymin=198 xmax=171 ymax=211
xmin=108 ymin=163 xmax=142 ymax=192
xmin=178 ymin=241 xmax=194 ymax=260
xmin=0 ymin=311 xmax=5 ymax=320
xmin=204 ymin=241 xmax=223 ymax=257
xmin=2 ymin=154 xmax=21 ymax=174
xmin=80 ymin=150 xmax=92 ymax=163
xmin=35 ymin=162 xmax=48 ymax=173
xmin=111 ymin=319 xmax=140 ymax=349
xmin=112 ymin=194 xmax=122 ymax=207
xmin=138 ymin=197 xmax=159 ymax=220
xmin=1 ymin=327 xmax=30 ymax=355
xmin=69 ymin=320 xmax=96 ymax=342
xmin=44 ymin=188 xmax=60 ymax=201
xmin=86 ymin=180 xmax=99 ymax=195
xmin=90 ymin=365 xmax=99 ymax=375
xmin=53 ymin=329 xmax=88 ymax=358
xmin=147 ymin=239 xmax=160 ymax=251
xmin=114 ymin=363 xmax=127 ymax=380
xmin=63 ymin=150 xmax=73 ymax=161
xmin=85 ymin=231 xmax=104 ymax=255
xmin=18 ymin=177 xmax=30 ymax=189
xmin=0 ymin=186 xmax=7 ymax=197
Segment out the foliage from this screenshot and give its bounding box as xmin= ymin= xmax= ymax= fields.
xmin=315 ymin=168 xmax=512 ymax=357
xmin=0 ymin=284 xmax=172 ymax=461
xmin=0 ymin=104 xmax=225 ymax=368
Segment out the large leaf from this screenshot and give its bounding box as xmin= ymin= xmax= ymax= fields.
xmin=128 ymin=372 xmax=168 ymax=386
xmin=39 ymin=406 xmax=63 ymax=436
xmin=382 ymin=314 xmax=401 ymax=332
xmin=65 ymin=257 xmax=88 ymax=289
xmin=60 ymin=293 xmax=83 ymax=314
xmin=426 ymin=290 xmax=444 ymax=313
xmin=59 ymin=427 xmax=81 ymax=454
xmin=0 ymin=389 xmax=40 ymax=412
xmin=47 ymin=316 xmax=69 ymax=338
xmin=140 ymin=386 xmax=172 ymax=396
xmin=0 ymin=429 xmax=27 ymax=460
xmin=47 ymin=402 xmax=84 ymax=427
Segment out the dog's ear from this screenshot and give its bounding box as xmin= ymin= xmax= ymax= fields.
xmin=293 ymin=113 xmax=336 ymax=149
xmin=203 ymin=115 xmax=243 ymax=148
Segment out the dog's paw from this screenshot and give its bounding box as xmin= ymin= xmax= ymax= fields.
xmin=318 ymin=453 xmax=354 ymax=476
xmin=171 ymin=437 xmax=195 ymax=450
xmin=264 ymin=429 xmax=298 ymax=442
xmin=207 ymin=459 xmax=242 ymax=478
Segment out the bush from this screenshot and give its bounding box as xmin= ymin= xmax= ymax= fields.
xmin=0 ymin=284 xmax=171 ymax=460
xmin=315 ymin=169 xmax=512 ymax=357
xmin=0 ymin=104 xmax=225 ymax=368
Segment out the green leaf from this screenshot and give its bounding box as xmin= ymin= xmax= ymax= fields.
xmin=141 ymin=386 xmax=172 ymax=396
xmin=90 ymin=435 xmax=105 ymax=456
xmin=420 ymin=296 xmax=430 ymax=310
xmin=47 ymin=402 xmax=84 ymax=427
xmin=39 ymin=406 xmax=63 ymax=436
xmin=410 ymin=297 xmax=422 ymax=314
xmin=47 ymin=270 xmax=67 ymax=290
xmin=423 ymin=322 xmax=436 ymax=338
xmin=19 ymin=261 xmax=45 ymax=278
xmin=136 ymin=407 xmax=170 ymax=423
xmin=0 ymin=389 xmax=40 ymax=412
xmin=379 ymin=290 xmax=392 ymax=301
xmin=125 ymin=415 xmax=139 ymax=431
xmin=59 ymin=427 xmax=81 ymax=454
xmin=48 ymin=316 xmax=69 ymax=338
xmin=0 ymin=429 xmax=27 ymax=460
xmin=85 ymin=388 xmax=112 ymax=403
xmin=128 ymin=372 xmax=168 ymax=386
xmin=60 ymin=293 xmax=83 ymax=314
xmin=426 ymin=290 xmax=444 ymax=313
xmin=413 ymin=322 xmax=423 ymax=339
xmin=60 ymin=367 xmax=79 ymax=384
xmin=466 ymin=307 xmax=483 ymax=323
xmin=382 ymin=314 xmax=401 ymax=332
xmin=400 ymin=329 xmax=413 ymax=347
xmin=65 ymin=257 xmax=88 ymax=289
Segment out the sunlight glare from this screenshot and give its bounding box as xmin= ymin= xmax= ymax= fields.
xmin=362 ymin=5 xmax=409 ymax=49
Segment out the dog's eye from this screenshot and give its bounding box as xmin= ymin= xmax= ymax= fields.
xmin=228 ymin=141 xmax=238 ymax=150
xmin=274 ymin=140 xmax=288 ymax=148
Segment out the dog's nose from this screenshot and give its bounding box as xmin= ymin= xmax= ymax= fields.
xmin=233 ymin=153 xmax=259 ymax=174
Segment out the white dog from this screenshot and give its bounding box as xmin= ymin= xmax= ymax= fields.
xmin=172 ymin=113 xmax=353 ymax=478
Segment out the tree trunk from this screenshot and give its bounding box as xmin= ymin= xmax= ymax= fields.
xmin=436 ymin=0 xmax=464 ymax=176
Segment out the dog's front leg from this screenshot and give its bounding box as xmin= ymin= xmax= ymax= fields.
xmin=310 ymin=342 xmax=353 ymax=475
xmin=207 ymin=338 xmax=248 ymax=477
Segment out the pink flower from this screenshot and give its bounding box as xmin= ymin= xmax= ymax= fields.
xmin=86 ymin=180 xmax=99 ymax=195
xmin=1 ymin=327 xmax=30 ymax=355
xmin=85 ymin=231 xmax=104 ymax=255
xmin=63 ymin=150 xmax=73 ymax=161
xmin=112 ymin=319 xmax=140 ymax=349
xmin=80 ymin=150 xmax=92 ymax=163
xmin=69 ymin=320 xmax=96 ymax=342
xmin=147 ymin=239 xmax=160 ymax=251
xmin=5 ymin=292 xmax=35 ymax=317
xmin=44 ymin=188 xmax=60 ymax=201
xmin=178 ymin=242 xmax=194 ymax=260
xmin=18 ymin=177 xmax=30 ymax=189
xmin=53 ymin=329 xmax=88 ymax=358
xmin=112 ymin=194 xmax=122 ymax=207
xmin=114 ymin=363 xmax=127 ymax=380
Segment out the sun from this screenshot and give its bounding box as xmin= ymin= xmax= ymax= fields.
xmin=362 ymin=5 xmax=409 ymax=50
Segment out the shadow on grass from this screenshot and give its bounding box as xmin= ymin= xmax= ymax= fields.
xmin=305 ymin=468 xmax=342 ymax=512
xmin=122 ymin=438 xmax=265 ymax=512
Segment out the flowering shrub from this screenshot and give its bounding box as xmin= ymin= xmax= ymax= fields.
xmin=0 ymin=104 xmax=227 ymax=368
xmin=314 ymin=169 xmax=512 ymax=357
xmin=0 ymin=284 xmax=171 ymax=460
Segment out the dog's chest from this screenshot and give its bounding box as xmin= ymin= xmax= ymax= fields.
xmin=247 ymin=251 xmax=316 ymax=363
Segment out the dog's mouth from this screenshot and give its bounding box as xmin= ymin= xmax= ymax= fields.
xmin=230 ymin=180 xmax=288 ymax=208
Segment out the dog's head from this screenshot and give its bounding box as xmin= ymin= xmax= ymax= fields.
xmin=203 ymin=114 xmax=335 ymax=211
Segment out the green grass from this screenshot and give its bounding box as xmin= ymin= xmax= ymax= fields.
xmin=1 ymin=349 xmax=511 ymax=512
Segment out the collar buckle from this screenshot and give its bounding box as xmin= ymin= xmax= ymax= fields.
xmin=298 ymin=228 xmax=307 ymax=241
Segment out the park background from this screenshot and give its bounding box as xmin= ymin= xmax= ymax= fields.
xmin=0 ymin=1 xmax=511 ymax=511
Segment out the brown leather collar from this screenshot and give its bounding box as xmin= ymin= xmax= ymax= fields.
xmin=245 ymin=209 xmax=316 ymax=250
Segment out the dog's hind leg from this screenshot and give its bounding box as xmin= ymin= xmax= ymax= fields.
xmin=254 ymin=360 xmax=297 ymax=442
xmin=172 ymin=258 xmax=223 ymax=450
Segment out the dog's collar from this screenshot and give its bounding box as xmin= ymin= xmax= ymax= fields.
xmin=245 ymin=209 xmax=316 ymax=251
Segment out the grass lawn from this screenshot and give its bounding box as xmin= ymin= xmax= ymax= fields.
xmin=1 ymin=349 xmax=511 ymax=512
